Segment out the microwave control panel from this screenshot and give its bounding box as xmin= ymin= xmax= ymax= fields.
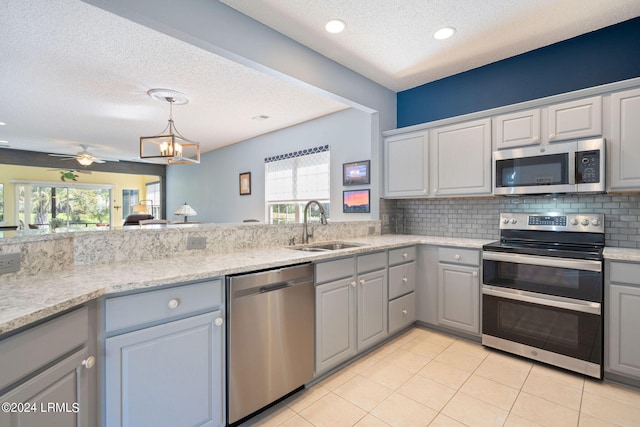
xmin=576 ymin=150 xmax=601 ymax=184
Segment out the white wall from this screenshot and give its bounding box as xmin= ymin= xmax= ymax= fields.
xmin=167 ymin=108 xmax=373 ymax=223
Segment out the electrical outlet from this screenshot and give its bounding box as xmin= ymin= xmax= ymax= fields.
xmin=187 ymin=236 xmax=207 ymax=250
xmin=0 ymin=253 xmax=21 ymax=274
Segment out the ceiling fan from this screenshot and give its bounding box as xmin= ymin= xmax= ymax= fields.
xmin=48 ymin=144 xmax=119 ymax=166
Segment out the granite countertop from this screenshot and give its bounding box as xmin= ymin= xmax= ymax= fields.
xmin=2 ymin=234 xmax=639 ymax=336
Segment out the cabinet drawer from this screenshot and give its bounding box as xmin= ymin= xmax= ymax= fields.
xmin=388 ymin=246 xmax=416 ymax=266
xmin=610 ymin=262 xmax=640 ymax=285
xmin=357 ymin=251 xmax=387 ymax=273
xmin=389 ymin=292 xmax=415 ymax=334
xmin=389 ymin=262 xmax=416 ymax=300
xmin=0 ymin=306 xmax=88 ymax=391
xmin=105 ymin=279 xmax=223 ymax=333
xmin=315 ymin=257 xmax=354 ymax=284
xmin=438 ymin=247 xmax=479 ymax=266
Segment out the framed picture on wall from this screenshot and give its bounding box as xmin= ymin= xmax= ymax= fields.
xmin=239 ymin=172 xmax=251 ymax=195
xmin=343 ymin=189 xmax=370 ymax=213
xmin=343 ymin=160 xmax=370 ymax=185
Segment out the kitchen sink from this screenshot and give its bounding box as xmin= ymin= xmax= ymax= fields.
xmin=289 ymin=241 xmax=363 ymax=252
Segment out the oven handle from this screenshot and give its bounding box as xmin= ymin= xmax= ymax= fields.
xmin=482 ymin=251 xmax=602 ymax=272
xmin=482 ymin=285 xmax=601 ymax=315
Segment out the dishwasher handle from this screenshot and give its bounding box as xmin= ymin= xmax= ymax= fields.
xmin=260 ymin=282 xmax=292 ymax=294
xmin=229 ymin=263 xmax=314 ymax=299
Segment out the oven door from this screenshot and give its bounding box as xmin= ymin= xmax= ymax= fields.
xmin=482 ymin=285 xmax=602 ymax=378
xmin=482 ymin=251 xmax=602 ymax=302
xmin=493 ymin=142 xmax=576 ymax=195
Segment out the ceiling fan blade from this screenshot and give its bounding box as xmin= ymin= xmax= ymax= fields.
xmin=48 ymin=153 xmax=75 ymax=158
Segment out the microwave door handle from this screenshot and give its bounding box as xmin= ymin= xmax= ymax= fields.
xmin=482 ymin=285 xmax=601 ymax=315
xmin=482 ymin=251 xmax=602 ymax=272
xmin=568 ymin=149 xmax=577 ymax=185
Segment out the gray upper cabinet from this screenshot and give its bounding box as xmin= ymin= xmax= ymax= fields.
xmin=383 ymin=130 xmax=429 ymax=197
xmin=610 ymin=88 xmax=640 ymax=190
xmin=606 ymin=261 xmax=640 ymax=382
xmin=431 ymin=118 xmax=492 ymax=196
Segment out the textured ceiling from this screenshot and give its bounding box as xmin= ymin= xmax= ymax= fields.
xmin=0 ymin=0 xmax=638 ymax=163
xmin=222 ymin=0 xmax=640 ymax=91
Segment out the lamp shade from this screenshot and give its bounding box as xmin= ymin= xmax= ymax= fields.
xmin=174 ymin=203 xmax=197 ymax=217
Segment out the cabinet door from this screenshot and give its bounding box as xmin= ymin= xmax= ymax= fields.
xmin=495 ymin=108 xmax=541 ymax=149
xmin=384 ymin=131 xmax=429 ymax=197
xmin=0 ymin=348 xmax=90 ymax=427
xmin=437 ymin=263 xmax=480 ymax=335
xmin=608 ymin=284 xmax=640 ymax=378
xmin=315 ymin=278 xmax=357 ymax=374
xmin=357 ymin=269 xmax=388 ymax=350
xmin=432 ymin=118 xmax=492 ymax=196
xmin=547 ymin=96 xmax=602 ymax=142
xmin=610 ymin=88 xmax=640 ymax=190
xmin=105 ymin=310 xmax=224 ymax=427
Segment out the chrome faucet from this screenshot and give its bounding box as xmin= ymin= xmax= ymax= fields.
xmin=302 ymin=200 xmax=328 ymax=244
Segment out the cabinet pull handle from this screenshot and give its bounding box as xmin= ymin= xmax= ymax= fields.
xmin=402 ymin=309 xmax=408 ymax=315
xmin=359 ymin=279 xmax=365 ymax=285
xmin=82 ymin=356 xmax=96 ymax=369
xmin=350 ymin=280 xmax=356 ymax=287
xmin=168 ymin=298 xmax=180 ymax=309
xmin=214 ymin=317 xmax=224 ymax=327
xmin=472 ymin=271 xmax=478 ymax=277
xmin=454 ymin=254 xmax=461 ymax=260
xmin=402 ymin=276 xmax=408 ymax=283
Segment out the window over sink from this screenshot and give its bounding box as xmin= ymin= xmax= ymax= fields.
xmin=264 ymin=145 xmax=330 ymax=224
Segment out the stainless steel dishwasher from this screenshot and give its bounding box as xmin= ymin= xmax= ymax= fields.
xmin=226 ymin=263 xmax=315 ymax=425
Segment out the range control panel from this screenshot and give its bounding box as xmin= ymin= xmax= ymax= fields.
xmin=499 ymin=213 xmax=605 ymax=233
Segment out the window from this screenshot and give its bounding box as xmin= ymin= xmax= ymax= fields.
xmin=122 ymin=189 xmax=139 ymax=216
xmin=265 ymin=146 xmax=330 ymax=224
xmin=146 ymin=181 xmax=161 ymax=218
xmin=0 ymin=184 xmax=4 ymax=223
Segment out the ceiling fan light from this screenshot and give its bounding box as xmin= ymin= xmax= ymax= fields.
xmin=76 ymin=154 xmax=94 ymax=166
xmin=325 ymin=19 xmax=346 ymax=34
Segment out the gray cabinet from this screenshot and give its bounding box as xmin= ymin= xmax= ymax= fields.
xmin=606 ymin=261 xmax=640 ymax=382
xmin=431 ymin=118 xmax=492 ymax=197
xmin=610 ymin=88 xmax=640 ymax=190
xmin=388 ymin=246 xmax=416 ymax=334
xmin=383 ymin=130 xmax=429 ymax=197
xmin=104 ymin=279 xmax=225 ymax=427
xmin=357 ymin=268 xmax=388 ymax=350
xmin=0 ymin=306 xmax=95 ymax=427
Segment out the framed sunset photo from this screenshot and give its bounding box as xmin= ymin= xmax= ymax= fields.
xmin=343 ymin=189 xmax=370 ymax=213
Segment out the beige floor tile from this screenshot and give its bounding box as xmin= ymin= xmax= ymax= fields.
xmin=522 ymin=371 xmax=582 ymax=410
xmin=369 ymin=341 xmax=403 ymax=359
xmin=397 ymin=374 xmax=457 ymax=411
xmin=447 ymin=339 xmax=490 ymax=359
xmin=459 ymin=374 xmax=519 ymax=411
xmin=299 ymin=392 xmax=367 ymax=427
xmin=418 ymin=360 xmax=471 ymax=389
xmin=383 ymin=348 xmax=431 ymax=373
xmin=390 ymin=329 xmax=422 ymax=347
xmin=474 ymin=355 xmax=532 ymax=389
xmin=286 ymin=384 xmax=330 ymax=412
xmin=419 ymin=330 xmax=457 ymax=347
xmin=577 ymin=413 xmax=619 ymax=427
xmin=334 ymin=374 xmax=394 ymax=412
xmin=441 ymin=392 xmax=509 ymax=427
xmin=278 ymin=413 xmax=315 ymax=427
xmin=583 ymin=379 xmax=640 ymax=409
xmin=433 ymin=346 xmax=486 ymax=373
xmin=428 ymin=414 xmax=467 ymax=427
xmin=485 ymin=350 xmax=534 ymax=371
xmin=581 ymin=390 xmax=640 ymax=427
xmin=318 ymin=366 xmax=358 ymax=390
xmin=360 ymin=359 xmax=416 ymax=390
xmin=371 ymin=392 xmax=438 ymax=427
xmin=247 ymin=405 xmax=296 ymax=426
xmin=354 ymin=414 xmax=393 ymax=426
xmin=401 ymin=337 xmax=450 ymax=359
xmin=503 ymin=413 xmax=544 ymax=427
xmin=511 ymin=392 xmax=579 ymax=427
xmin=350 ymin=353 xmax=384 ymax=373
xmin=529 ymin=363 xmax=585 ymax=391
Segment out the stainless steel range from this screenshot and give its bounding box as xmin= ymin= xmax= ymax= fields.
xmin=482 ymin=212 xmax=605 ymax=378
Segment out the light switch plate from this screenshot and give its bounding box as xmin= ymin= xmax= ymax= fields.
xmin=0 ymin=253 xmax=21 ymax=274
xmin=187 ymin=236 xmax=207 ymax=250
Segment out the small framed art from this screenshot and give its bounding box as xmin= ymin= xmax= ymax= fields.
xmin=343 ymin=160 xmax=370 ymax=185
xmin=239 ymin=172 xmax=251 ymax=195
xmin=343 ymin=189 xmax=370 ymax=213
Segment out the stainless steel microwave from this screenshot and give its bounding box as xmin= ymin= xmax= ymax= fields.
xmin=493 ymin=138 xmax=605 ymax=195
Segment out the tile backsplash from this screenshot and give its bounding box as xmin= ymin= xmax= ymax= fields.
xmin=381 ymin=193 xmax=640 ymax=248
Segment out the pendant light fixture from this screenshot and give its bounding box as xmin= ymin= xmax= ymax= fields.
xmin=140 ymin=89 xmax=200 ymax=164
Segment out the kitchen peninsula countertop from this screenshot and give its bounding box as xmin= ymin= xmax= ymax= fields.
xmin=1 ymin=234 xmax=638 ymax=336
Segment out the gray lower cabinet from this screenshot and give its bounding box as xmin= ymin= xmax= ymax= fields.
xmin=104 ymin=279 xmax=225 ymax=427
xmin=606 ymin=261 xmax=640 ymax=382
xmin=388 ymin=246 xmax=417 ymax=334
xmin=357 ymin=268 xmax=388 ymax=350
xmin=0 ymin=305 xmax=96 ymax=427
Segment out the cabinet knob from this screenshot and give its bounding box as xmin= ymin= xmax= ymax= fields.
xmin=402 ymin=252 xmax=408 ymax=258
xmin=533 ymin=136 xmax=539 ymax=142
xmin=402 ymin=309 xmax=408 ymax=315
xmin=454 ymin=254 xmax=461 ymax=260
xmin=549 ymin=133 xmax=556 ymax=140
xmin=214 ymin=317 xmax=224 ymax=327
xmin=82 ymin=356 xmax=96 ymax=369
xmin=350 ymin=280 xmax=356 ymax=287
xmin=402 ymin=276 xmax=408 ymax=283
xmin=359 ymin=279 xmax=365 ymax=285
xmin=167 ymin=298 xmax=180 ymax=309
xmin=472 ymin=271 xmax=478 ymax=277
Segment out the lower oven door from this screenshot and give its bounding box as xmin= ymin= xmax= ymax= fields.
xmin=482 ymin=285 xmax=602 ymax=378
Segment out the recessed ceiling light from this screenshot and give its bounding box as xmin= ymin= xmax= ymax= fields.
xmin=433 ymin=26 xmax=456 ymax=40
xmin=0 ymin=122 xmax=6 ymax=126
xmin=325 ymin=19 xmax=346 ymax=34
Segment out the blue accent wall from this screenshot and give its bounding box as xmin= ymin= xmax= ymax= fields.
xmin=397 ymin=17 xmax=640 ymax=128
